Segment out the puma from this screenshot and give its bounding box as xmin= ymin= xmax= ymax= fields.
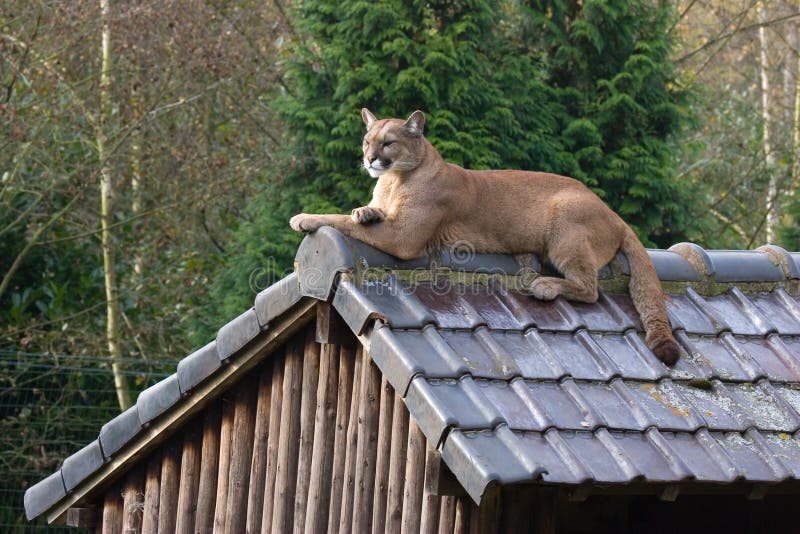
xmin=290 ymin=109 xmax=680 ymax=365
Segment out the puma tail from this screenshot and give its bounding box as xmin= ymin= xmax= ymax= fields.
xmin=620 ymin=228 xmax=680 ymax=365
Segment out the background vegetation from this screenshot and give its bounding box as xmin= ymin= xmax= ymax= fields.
xmin=1 ymin=0 xmax=798 ymax=529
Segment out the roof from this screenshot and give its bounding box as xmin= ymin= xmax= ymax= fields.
xmin=24 ymin=227 xmax=800 ymax=520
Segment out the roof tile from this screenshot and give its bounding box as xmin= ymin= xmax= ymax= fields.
xmin=98 ymin=405 xmax=143 ymax=459
xmin=622 ymin=380 xmax=704 ymax=432
xmin=254 ymin=272 xmax=302 ymax=328
xmin=216 ymin=308 xmax=260 ymax=360
xmin=24 ymin=471 xmax=66 ymax=520
xmin=177 ymin=341 xmax=221 ymax=395
xmin=136 ymin=374 xmax=181 ymax=425
xmin=61 ymin=440 xmax=104 ymax=492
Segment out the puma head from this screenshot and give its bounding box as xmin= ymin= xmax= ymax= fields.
xmin=361 ymin=109 xmax=426 ymax=178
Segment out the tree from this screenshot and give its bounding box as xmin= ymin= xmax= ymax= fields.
xmin=204 ymin=0 xmax=698 ymax=331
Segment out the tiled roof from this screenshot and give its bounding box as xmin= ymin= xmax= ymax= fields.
xmin=24 ymin=227 xmax=800 ymax=520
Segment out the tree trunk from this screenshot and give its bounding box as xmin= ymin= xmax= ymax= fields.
xmin=792 ymin=11 xmax=800 ymax=199
xmin=757 ymin=3 xmax=778 ymax=243
xmin=99 ymin=0 xmax=132 ymax=411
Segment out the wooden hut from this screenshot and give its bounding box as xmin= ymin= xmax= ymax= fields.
xmin=24 ymin=228 xmax=800 ymax=532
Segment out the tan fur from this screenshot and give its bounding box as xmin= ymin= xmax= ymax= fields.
xmin=290 ymin=110 xmax=680 ymax=365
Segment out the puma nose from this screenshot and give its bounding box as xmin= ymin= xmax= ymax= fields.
xmin=368 ymin=155 xmax=378 ymax=164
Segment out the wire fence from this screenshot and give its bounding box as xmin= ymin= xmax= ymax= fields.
xmin=0 ymin=349 xmax=179 ymax=532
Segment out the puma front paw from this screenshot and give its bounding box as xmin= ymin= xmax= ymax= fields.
xmin=351 ymin=206 xmax=385 ymax=225
xmin=529 ymin=277 xmax=561 ymax=301
xmin=289 ymin=214 xmax=324 ymax=232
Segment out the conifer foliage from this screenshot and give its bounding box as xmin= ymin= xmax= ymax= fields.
xmin=205 ymin=0 xmax=695 ymax=331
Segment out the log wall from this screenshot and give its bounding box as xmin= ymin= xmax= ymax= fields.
xmin=90 ymin=321 xmax=541 ymax=533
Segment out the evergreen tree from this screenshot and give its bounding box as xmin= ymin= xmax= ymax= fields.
xmin=522 ymin=0 xmax=693 ymax=245
xmin=197 ymin=0 xmax=697 ymax=339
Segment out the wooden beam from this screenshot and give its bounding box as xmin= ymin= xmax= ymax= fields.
xmin=293 ymin=329 xmax=321 ymax=533
xmin=140 ymin=450 xmax=161 ymax=533
xmin=386 ymin=390 xmax=410 ymax=533
xmin=351 ymin=353 xmax=381 ymax=533
xmin=326 ymin=345 xmax=356 ymax=532
xmin=438 ymin=496 xmax=457 ymax=534
xmin=421 ymin=449 xmax=443 ymax=534
xmin=46 ymin=300 xmax=316 ymax=525
xmin=245 ymin=361 xmax=273 ymax=533
xmin=401 ymin=419 xmax=426 ymax=534
xmin=212 ymin=394 xmax=235 ymax=533
xmin=224 ymin=373 xmax=259 ymax=534
xmin=121 ymin=466 xmax=144 ymax=534
xmin=175 ymin=420 xmax=202 ymax=534
xmin=371 ymin=376 xmax=395 ymax=533
xmin=157 ymin=437 xmax=181 ymax=534
xmin=469 ymin=486 xmax=500 ymax=534
xmin=260 ymin=352 xmax=285 ymax=534
xmin=101 ymin=484 xmax=123 ymax=534
xmin=304 ymin=342 xmax=340 ymax=534
xmin=337 ymin=345 xmax=364 ymax=533
xmin=271 ymin=336 xmax=304 ymax=532
xmin=65 ymin=507 xmax=99 ymax=529
xmin=454 ymin=496 xmax=469 ymax=534
xmin=316 ymin=301 xmax=354 ymax=346
xmin=194 ymin=401 xmax=221 ymax=534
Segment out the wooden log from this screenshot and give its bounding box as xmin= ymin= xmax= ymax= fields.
xmin=303 ymin=342 xmax=340 ymax=534
xmin=66 ymin=507 xmax=99 ymax=529
xmin=500 ymin=486 xmax=531 ymax=534
xmin=140 ymin=451 xmax=161 ymax=534
xmin=420 ymin=449 xmax=442 ymax=534
xmin=468 ymin=487 xmax=500 ymax=534
xmin=336 ymin=345 xmax=363 ymax=533
xmin=121 ymin=466 xmax=144 ymax=534
xmin=385 ymin=391 xmax=410 ymax=533
xmin=532 ymin=487 xmax=556 ymax=534
xmin=371 ymin=376 xmax=395 ymax=533
xmin=454 ymin=497 xmax=469 ymax=534
xmin=293 ymin=330 xmax=321 ymax=533
xmin=175 ymin=419 xmax=202 ymax=534
xmin=400 ymin=419 xmax=426 ymax=534
xmin=158 ymin=436 xmax=182 ymax=534
xmin=101 ymin=484 xmax=123 ymax=534
xmin=224 ymin=373 xmax=259 ymax=534
xmin=351 ymin=354 xmax=382 ymax=533
xmin=270 ymin=337 xmax=305 ymax=532
xmin=260 ymin=351 xmax=285 ymax=534
xmin=438 ymin=496 xmax=457 ymax=534
xmin=245 ymin=362 xmax=273 ymax=533
xmin=326 ymin=345 xmax=356 ymax=533
xmin=316 ymin=301 xmax=354 ymax=346
xmin=194 ymin=401 xmax=222 ymax=534
xmin=212 ymin=394 xmax=235 ymax=533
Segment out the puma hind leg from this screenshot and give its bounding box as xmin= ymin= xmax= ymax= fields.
xmin=529 ymin=256 xmax=599 ymax=303
xmin=528 ymin=233 xmax=604 ymax=303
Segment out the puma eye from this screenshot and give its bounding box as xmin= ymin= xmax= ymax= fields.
xmin=382 ymin=140 xmax=395 ymax=148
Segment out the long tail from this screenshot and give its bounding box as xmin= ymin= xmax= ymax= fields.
xmin=620 ymin=228 xmax=680 ymax=365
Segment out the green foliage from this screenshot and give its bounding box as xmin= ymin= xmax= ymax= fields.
xmin=204 ymin=0 xmax=698 ymax=329
xmin=522 ymin=0 xmax=694 ymax=245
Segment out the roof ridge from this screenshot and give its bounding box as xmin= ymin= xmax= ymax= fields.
xmin=295 ymin=228 xmax=800 ymax=300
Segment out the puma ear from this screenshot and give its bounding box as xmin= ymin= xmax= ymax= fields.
xmin=361 ymin=108 xmax=378 ymax=128
xmin=403 ymin=110 xmax=425 ymax=137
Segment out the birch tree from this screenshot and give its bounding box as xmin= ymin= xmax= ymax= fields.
xmin=99 ymin=0 xmax=132 ymax=410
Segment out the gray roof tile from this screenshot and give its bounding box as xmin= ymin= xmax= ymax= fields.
xmin=332 ymin=275 xmax=434 ymax=335
xmin=216 ymin=308 xmax=261 ymax=360
xmin=177 ymin=341 xmax=221 ymax=394
xmin=254 ymin=272 xmax=302 ymax=327
xmin=24 ymin=471 xmax=66 ymax=520
xmin=136 ymin=374 xmax=181 ymax=425
xmin=98 ymin=405 xmax=143 ymax=459
xmin=61 ymin=440 xmax=104 ymax=492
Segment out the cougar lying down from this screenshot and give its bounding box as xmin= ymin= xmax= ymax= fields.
xmin=290 ymin=109 xmax=679 ymax=365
